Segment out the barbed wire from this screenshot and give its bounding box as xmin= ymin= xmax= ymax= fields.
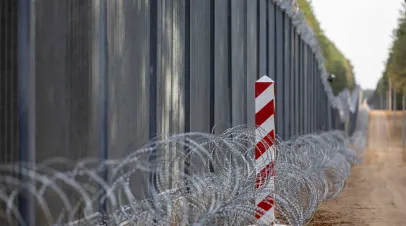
xmin=0 ymin=108 xmax=368 ymax=226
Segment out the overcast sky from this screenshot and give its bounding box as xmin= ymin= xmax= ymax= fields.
xmin=311 ymin=0 xmax=403 ymax=90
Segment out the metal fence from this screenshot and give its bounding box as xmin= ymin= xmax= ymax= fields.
xmin=0 ymin=0 xmax=355 ymax=225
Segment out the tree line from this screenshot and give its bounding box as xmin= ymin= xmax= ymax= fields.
xmin=297 ymin=0 xmax=356 ymax=95
xmin=369 ymin=3 xmax=406 ymax=109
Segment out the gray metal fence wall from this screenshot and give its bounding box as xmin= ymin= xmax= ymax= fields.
xmin=0 ymin=2 xmax=18 ymax=225
xmin=0 ymin=0 xmax=343 ymax=225
xmin=0 ymin=0 xmax=18 ymax=165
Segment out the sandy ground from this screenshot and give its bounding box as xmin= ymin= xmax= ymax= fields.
xmin=309 ymin=110 xmax=406 ymax=226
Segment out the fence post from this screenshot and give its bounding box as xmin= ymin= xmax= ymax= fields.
xmin=255 ymin=75 xmax=275 ymax=224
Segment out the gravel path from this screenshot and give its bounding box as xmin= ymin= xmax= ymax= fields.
xmin=309 ymin=110 xmax=406 ymax=226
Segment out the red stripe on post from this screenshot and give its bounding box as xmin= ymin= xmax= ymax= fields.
xmin=255 ymin=130 xmax=275 ymax=160
xmin=255 ymin=161 xmax=275 ymax=189
xmin=255 ymin=99 xmax=275 ymax=127
xmin=255 ymin=82 xmax=272 ymax=98
xmin=255 ymin=195 xmax=275 ymax=219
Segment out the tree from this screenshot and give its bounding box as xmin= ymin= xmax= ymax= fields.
xmin=297 ymin=0 xmax=356 ymax=95
xmin=328 ymin=60 xmax=348 ymax=94
xmin=363 ymin=89 xmax=374 ymax=101
xmin=372 ymin=3 xmax=406 ymax=109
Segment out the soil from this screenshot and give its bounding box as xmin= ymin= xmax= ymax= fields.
xmin=309 ymin=110 xmax=406 ymax=226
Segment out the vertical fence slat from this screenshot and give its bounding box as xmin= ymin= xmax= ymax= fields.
xmin=174 ymin=0 xmax=186 ymax=136
xmin=18 ymin=0 xmax=36 ymax=224
xmin=326 ymin=74 xmax=330 ymax=129
xmin=16 ymin=0 xmax=26 ymax=223
xmin=317 ymin=58 xmax=320 ymax=130
xmin=4 ymin=1 xmax=8 ymax=164
xmin=214 ymin=0 xmax=231 ymax=132
xmin=290 ymin=24 xmax=295 ymax=137
xmin=188 ymin=0 xmax=212 ymax=192
xmin=190 ymin=0 xmax=211 ymax=133
xmin=103 ymin=0 xmax=152 ymax=197
xmin=283 ymin=13 xmax=290 ymax=139
xmin=157 ymin=0 xmax=172 ymax=141
xmin=231 ymin=0 xmax=246 ymax=126
xmin=311 ymin=54 xmax=314 ymax=131
xmin=268 ymin=2 xmax=276 ymax=80
xmin=275 ymin=5 xmax=284 ymax=137
xmin=294 ymin=30 xmax=300 ymax=135
xmin=1 ymin=0 xmax=3 ymax=166
xmin=307 ymin=46 xmax=311 ymax=132
xmin=210 ymin=0 xmax=215 ymax=132
xmin=106 ymin=0 xmax=152 ymax=155
xmin=308 ymin=48 xmax=312 ymax=132
xmin=304 ymin=43 xmax=308 ymax=133
xmin=300 ymin=38 xmax=304 ymax=133
xmin=310 ymin=50 xmax=314 ymax=132
xmin=13 ymin=0 xmax=19 ymax=167
xmin=258 ymin=0 xmax=266 ymax=79
xmin=318 ymin=71 xmax=321 ymax=130
xmin=246 ymin=0 xmax=257 ymax=126
xmin=312 ymin=49 xmax=315 ymax=132
xmin=156 ymin=0 xmax=173 ymax=190
xmin=1 ymin=1 xmax=19 ymax=170
xmin=316 ymin=56 xmax=319 ymax=131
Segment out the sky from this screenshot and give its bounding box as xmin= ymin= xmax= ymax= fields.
xmin=311 ymin=0 xmax=404 ymax=90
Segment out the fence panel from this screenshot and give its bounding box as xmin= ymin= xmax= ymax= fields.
xmin=0 ymin=1 xmax=360 ymax=224
xmin=2 ymin=1 xmax=349 ymax=159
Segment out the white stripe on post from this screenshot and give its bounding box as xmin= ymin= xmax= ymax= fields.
xmin=255 ymin=75 xmax=276 ymax=225
xmin=256 ymin=84 xmax=275 ymax=113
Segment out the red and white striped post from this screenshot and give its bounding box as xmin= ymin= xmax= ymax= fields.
xmin=255 ymin=75 xmax=276 ymax=225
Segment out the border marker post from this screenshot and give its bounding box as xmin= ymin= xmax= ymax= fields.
xmin=255 ymin=75 xmax=276 ymax=225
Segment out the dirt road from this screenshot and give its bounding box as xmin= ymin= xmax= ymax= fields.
xmin=310 ymin=110 xmax=406 ymax=226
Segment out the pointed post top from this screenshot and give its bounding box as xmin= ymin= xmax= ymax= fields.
xmin=257 ymin=75 xmax=274 ymax=83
